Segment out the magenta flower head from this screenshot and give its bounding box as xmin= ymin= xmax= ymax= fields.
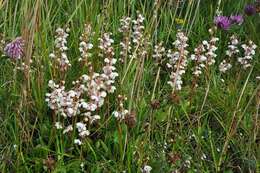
xmin=244 ymin=4 xmax=256 ymax=16
xmin=4 ymin=37 xmax=24 ymax=60
xmin=214 ymin=16 xmax=231 ymax=30
xmin=230 ymin=15 xmax=244 ymax=25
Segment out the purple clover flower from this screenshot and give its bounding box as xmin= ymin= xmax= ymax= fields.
xmin=4 ymin=37 xmax=24 ymax=60
xmin=230 ymin=15 xmax=244 ymax=25
xmin=214 ymin=16 xmax=231 ymax=30
xmin=244 ymin=4 xmax=256 ymax=16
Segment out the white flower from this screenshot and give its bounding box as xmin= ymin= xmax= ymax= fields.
xmin=74 ymin=139 xmax=82 ymax=145
xmin=79 ymin=130 xmax=90 ymax=137
xmin=141 ymin=165 xmax=152 ymax=173
xmin=76 ymin=122 xmax=86 ymax=132
xmin=63 ymin=125 xmax=73 ymax=134
xmin=55 ymin=122 xmax=63 ymax=129
xmin=219 ymin=60 xmax=232 ymax=73
xmin=49 ymin=53 xmax=56 ymax=59
xmin=167 ymin=32 xmax=189 ymax=91
xmin=201 ymin=153 xmax=207 ymax=160
xmin=238 ymin=40 xmax=257 ymax=69
xmin=67 ymin=107 xmax=74 ymax=116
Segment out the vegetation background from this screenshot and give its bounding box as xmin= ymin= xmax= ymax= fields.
xmin=0 ymin=0 xmax=259 ymax=172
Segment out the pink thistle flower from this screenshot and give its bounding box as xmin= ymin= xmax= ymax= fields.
xmin=230 ymin=15 xmax=244 ymax=25
xmin=4 ymin=37 xmax=24 ymax=60
xmin=214 ymin=16 xmax=231 ymax=30
xmin=244 ymin=4 xmax=256 ymax=16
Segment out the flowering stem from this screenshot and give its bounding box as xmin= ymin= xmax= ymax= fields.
xmin=217 ymin=67 xmax=253 ymax=171
xmin=121 ymin=54 xmax=135 ymax=85
xmin=198 ymin=81 xmax=210 ymax=127
xmin=164 ymin=106 xmax=173 ymax=143
xmin=254 ymin=90 xmax=260 ymax=142
xmin=117 ymin=121 xmax=124 ymax=160
xmin=151 ymin=67 xmax=161 ymax=101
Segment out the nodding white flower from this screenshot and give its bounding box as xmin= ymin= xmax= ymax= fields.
xmin=80 ymin=162 xmax=84 ymax=171
xmin=238 ymin=40 xmax=257 ymax=69
xmin=79 ymin=130 xmax=90 ymax=137
xmin=167 ymin=32 xmax=189 ymax=91
xmin=201 ymin=153 xmax=207 ymax=160
xmin=48 ymin=80 xmax=56 ymax=88
xmin=49 ymin=53 xmax=56 ymax=59
xmin=63 ymin=125 xmax=73 ymax=134
xmin=74 ymin=139 xmax=82 ymax=145
xmin=76 ymin=122 xmax=87 ymax=132
xmin=113 ymin=110 xmax=129 ymax=120
xmin=141 ymin=165 xmax=152 ymax=173
xmin=55 ymin=122 xmax=63 ymax=129
xmin=219 ymin=60 xmax=232 ymax=73
xmin=13 ymin=144 xmax=17 ymax=149
xmin=83 ymin=113 xmax=101 ymax=124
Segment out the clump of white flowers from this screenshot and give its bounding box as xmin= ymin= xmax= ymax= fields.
xmin=219 ymin=36 xmax=257 ymax=72
xmin=226 ymin=35 xmax=240 ymax=57
xmin=99 ymin=32 xmax=118 ymax=93
xmin=132 ymin=13 xmax=145 ymax=45
xmin=191 ymin=44 xmax=207 ymax=77
xmin=45 ymin=80 xmax=80 ymax=118
xmin=76 ymin=122 xmax=90 ymax=137
xmin=203 ymin=29 xmax=219 ymax=66
xmin=49 ymin=27 xmax=71 ymax=72
xmin=79 ymin=24 xmax=93 ymax=64
xmin=189 ymin=28 xmax=219 ymax=90
xmin=112 ymin=95 xmax=129 ymax=121
xmin=119 ymin=16 xmax=132 ymax=63
xmin=79 ymin=72 xmax=107 ymax=112
xmin=132 ymin=13 xmax=150 ymax=60
xmin=153 ymin=42 xmax=165 ymax=65
xmin=167 ymin=32 xmax=189 ymax=91
xmin=238 ymin=40 xmax=257 ymax=69
xmin=141 ymin=165 xmax=152 ymax=173
xmin=219 ymin=60 xmax=232 ymax=73
xmin=46 ymin=27 xmax=118 ymax=146
xmin=219 ymin=35 xmax=239 ymax=73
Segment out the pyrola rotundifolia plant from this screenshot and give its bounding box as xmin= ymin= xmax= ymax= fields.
xmin=46 ymin=25 xmax=118 ymax=145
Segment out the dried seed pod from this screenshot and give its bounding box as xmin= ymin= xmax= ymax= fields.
xmin=168 ymin=152 xmax=181 ymax=165
xmin=125 ymin=111 xmax=137 ymax=128
xmin=169 ymin=92 xmax=180 ymax=104
xmin=43 ymin=156 xmax=55 ymax=171
xmin=150 ymin=99 xmax=160 ymax=109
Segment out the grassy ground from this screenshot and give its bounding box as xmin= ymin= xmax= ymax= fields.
xmin=0 ymin=0 xmax=259 ymax=172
